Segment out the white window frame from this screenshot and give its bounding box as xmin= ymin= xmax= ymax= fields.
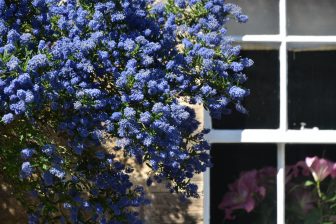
xmin=203 ymin=0 xmax=336 ymax=224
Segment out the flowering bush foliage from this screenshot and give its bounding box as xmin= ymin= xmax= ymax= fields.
xmin=219 ymin=156 xmax=336 ymax=224
xmin=0 ymin=0 xmax=251 ymax=223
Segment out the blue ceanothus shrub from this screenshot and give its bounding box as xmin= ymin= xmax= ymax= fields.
xmin=0 ymin=0 xmax=251 ymax=223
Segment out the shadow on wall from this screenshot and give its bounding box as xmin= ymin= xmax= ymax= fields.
xmin=140 ymin=191 xmax=200 ymax=224
xmin=0 ymin=176 xmax=27 ymax=224
xmin=125 ymin=157 xmax=204 ymax=224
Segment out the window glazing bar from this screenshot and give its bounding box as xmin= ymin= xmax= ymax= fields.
xmin=277 ymin=143 xmax=286 ymax=224
xmin=232 ymin=35 xmax=336 ymax=43
xmin=278 ymin=0 xmax=287 ymax=223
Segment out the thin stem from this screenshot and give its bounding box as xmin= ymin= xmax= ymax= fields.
xmin=317 ymin=181 xmax=323 ymax=199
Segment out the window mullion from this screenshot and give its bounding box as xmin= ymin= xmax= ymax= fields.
xmin=277 ymin=143 xmax=286 ymax=224
xmin=278 ymin=0 xmax=287 ymax=224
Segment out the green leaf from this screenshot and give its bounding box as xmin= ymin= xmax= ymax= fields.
xmin=304 ymin=180 xmax=315 ymax=187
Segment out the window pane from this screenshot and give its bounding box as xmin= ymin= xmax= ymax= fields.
xmin=211 ymin=144 xmax=277 ymax=224
xmin=286 ymin=144 xmax=336 ymax=165
xmin=288 ymin=43 xmax=336 ymax=52
xmin=287 ymin=0 xmax=336 ymax=35
xmin=226 ymin=0 xmax=279 ymax=35
xmin=288 ymin=50 xmax=336 ymax=130
xmin=285 ymin=144 xmax=336 ymax=224
xmin=212 ymin=50 xmax=280 ymax=129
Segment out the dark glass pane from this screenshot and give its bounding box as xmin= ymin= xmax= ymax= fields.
xmin=212 ymin=50 xmax=280 ymax=129
xmin=211 ymin=144 xmax=277 ymax=224
xmin=286 ymin=144 xmax=336 ymax=165
xmin=288 ymin=51 xmax=336 ymax=130
xmin=226 ymin=0 xmax=279 ymax=35
xmin=287 ymin=0 xmax=336 ymax=35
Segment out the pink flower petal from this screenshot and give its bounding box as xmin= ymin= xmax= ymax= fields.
xmin=305 ymin=157 xmax=317 ymax=168
xmin=258 ymin=186 xmax=266 ymax=198
xmin=331 ymin=163 xmax=336 ymax=178
xmin=305 ymin=156 xmax=333 ymax=182
xmin=244 ymin=197 xmax=255 ymax=213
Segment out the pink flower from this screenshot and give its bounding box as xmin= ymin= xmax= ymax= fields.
xmin=286 ymin=161 xmax=311 ymax=184
xmin=331 ymin=163 xmax=336 ymax=178
xmin=305 ymin=156 xmax=334 ymax=182
xmin=218 ymin=170 xmax=266 ymax=220
xmin=258 ymin=166 xmax=277 ymax=179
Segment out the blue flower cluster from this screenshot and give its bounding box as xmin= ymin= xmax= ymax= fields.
xmin=0 ymin=0 xmax=251 ymax=223
xmin=20 ymin=143 xmax=148 ymax=223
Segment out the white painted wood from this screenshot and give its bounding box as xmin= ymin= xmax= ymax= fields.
xmin=232 ymin=35 xmax=336 ymax=43
xmin=279 ymin=41 xmax=287 ymax=131
xmin=203 ymin=168 xmax=210 ymax=224
xmin=206 ymin=129 xmax=336 ymax=144
xmin=278 ymin=0 xmax=287 ymax=222
xmin=231 ymin=35 xmax=282 ymax=42
xmin=286 ymin=36 xmax=336 ymax=43
xmin=277 ymin=144 xmax=286 ymax=224
xmin=203 ymin=109 xmax=212 ymax=130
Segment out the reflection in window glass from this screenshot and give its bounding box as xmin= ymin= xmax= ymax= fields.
xmin=287 ymin=0 xmax=336 ymax=35
xmin=211 ymin=144 xmax=277 ymax=224
xmin=212 ymin=50 xmax=279 ymax=129
xmin=288 ymin=51 xmax=336 ymax=130
xmin=226 ymin=0 xmax=279 ymax=35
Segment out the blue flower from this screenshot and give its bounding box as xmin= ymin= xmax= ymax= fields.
xmin=1 ymin=113 xmax=14 ymax=124
xmin=20 ymin=33 xmax=33 ymax=45
xmin=6 ymin=56 xmax=20 ymax=71
xmin=111 ymin=112 xmax=122 ymax=121
xmin=38 ymin=40 xmax=46 ymax=50
xmin=17 ymin=73 xmax=32 ymax=86
xmin=43 ymin=171 xmax=54 ymax=186
xmin=229 ymin=86 xmax=248 ymax=100
xmin=21 ymin=148 xmax=35 ymax=160
xmin=27 ymin=54 xmax=48 ymax=71
xmin=124 ymin=107 xmax=136 ymax=118
xmin=21 ymin=162 xmax=33 ymax=178
xmin=0 ymin=0 xmax=5 ymax=12
xmin=197 ymin=47 xmax=215 ymax=59
xmin=9 ymin=100 xmax=26 ymax=115
xmin=7 ymin=29 xmax=20 ymax=43
xmin=122 ymin=38 xmax=136 ymax=52
xmin=111 ymin=13 xmax=125 ymax=22
xmin=235 ymin=102 xmax=248 ymax=114
xmin=42 ymin=144 xmax=56 ymax=156
xmin=32 ymin=0 xmax=46 ymax=8
xmin=50 ymin=166 xmax=65 ymax=179
xmin=230 ymin=62 xmax=244 ymax=72
xmin=140 ymin=111 xmax=151 ymax=124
